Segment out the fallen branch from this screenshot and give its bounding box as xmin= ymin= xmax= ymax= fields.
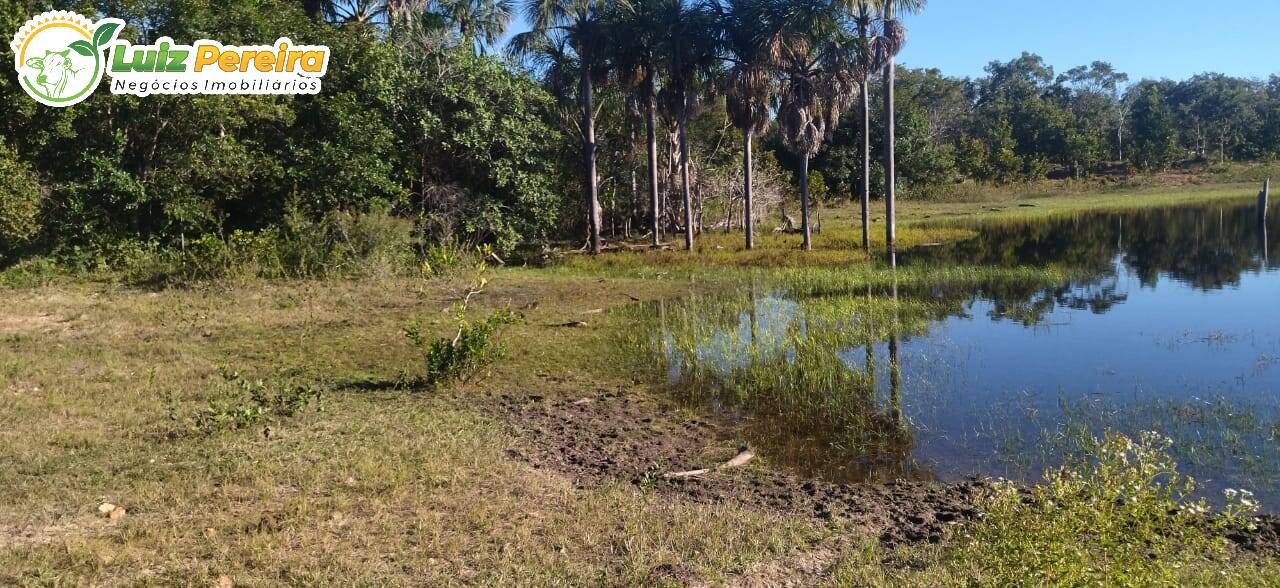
xmin=662 ymin=448 xmax=755 ymax=479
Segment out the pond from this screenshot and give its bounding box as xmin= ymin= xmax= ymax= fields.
xmin=656 ymin=197 xmax=1280 ymax=505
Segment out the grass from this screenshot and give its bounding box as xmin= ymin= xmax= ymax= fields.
xmin=3 ymin=180 xmax=1278 ymax=584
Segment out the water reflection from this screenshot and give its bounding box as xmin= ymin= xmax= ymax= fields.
xmin=657 ymin=198 xmax=1280 ymax=505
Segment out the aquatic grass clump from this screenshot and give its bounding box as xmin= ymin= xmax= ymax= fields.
xmin=772 ymin=264 xmax=1080 ymax=299
xmin=1035 ymin=395 xmax=1280 ymax=501
xmin=949 ymin=431 xmax=1264 ymax=585
xmin=649 ymin=290 xmax=942 ymax=478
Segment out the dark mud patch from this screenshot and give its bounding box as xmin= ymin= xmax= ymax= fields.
xmin=496 ymin=391 xmax=983 ymax=548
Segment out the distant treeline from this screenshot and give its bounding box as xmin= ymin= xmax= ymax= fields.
xmin=802 ymin=53 xmax=1280 ymax=198
xmin=1 ymin=1 xmax=1277 ymax=267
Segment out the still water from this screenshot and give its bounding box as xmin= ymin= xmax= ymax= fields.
xmin=663 ymin=198 xmax=1280 ymax=504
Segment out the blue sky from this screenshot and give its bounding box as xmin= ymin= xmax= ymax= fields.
xmin=893 ymin=0 xmax=1280 ymax=82
xmin=503 ymin=0 xmax=1280 ymax=83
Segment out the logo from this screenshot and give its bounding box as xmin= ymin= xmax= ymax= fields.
xmin=11 ymin=11 xmax=330 ymax=108
xmin=11 ymin=11 xmax=122 ymax=107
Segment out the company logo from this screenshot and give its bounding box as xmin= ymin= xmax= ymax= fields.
xmin=11 ymin=11 xmax=122 ymax=107
xmin=11 ymin=11 xmax=330 ymax=108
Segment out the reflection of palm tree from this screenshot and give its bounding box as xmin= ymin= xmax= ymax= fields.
xmin=888 ymin=334 xmax=901 ymax=426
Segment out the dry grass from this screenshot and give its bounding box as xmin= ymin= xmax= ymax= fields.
xmin=2 ymin=182 xmax=1274 ymax=585
xmin=0 ymin=276 xmax=824 ymax=585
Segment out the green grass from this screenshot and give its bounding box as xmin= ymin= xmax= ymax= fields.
xmin=3 ymin=180 xmax=1279 ymax=584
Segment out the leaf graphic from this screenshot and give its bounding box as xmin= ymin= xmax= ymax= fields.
xmin=68 ymin=40 xmax=95 ymax=57
xmin=92 ymin=22 xmax=121 ymax=48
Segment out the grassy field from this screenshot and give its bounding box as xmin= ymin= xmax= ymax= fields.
xmin=3 ymin=181 xmax=1277 ymax=585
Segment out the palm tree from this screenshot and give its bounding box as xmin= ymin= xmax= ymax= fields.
xmin=661 ymin=1 xmax=719 ymax=251
xmin=511 ymin=0 xmax=613 ymax=254
xmin=850 ymin=1 xmax=882 ymax=252
xmin=329 ymin=0 xmax=388 ymax=24
xmin=714 ymin=0 xmax=779 ymax=250
xmin=609 ymin=0 xmax=668 ymax=248
xmin=432 ymin=0 xmax=515 ymax=54
xmin=773 ymin=0 xmax=855 ymax=251
xmin=875 ymin=0 xmax=924 ymax=264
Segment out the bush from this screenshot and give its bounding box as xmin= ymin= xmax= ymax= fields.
xmin=0 ymin=145 xmax=41 ymax=258
xmin=404 ymin=288 xmax=518 ymax=390
xmin=948 ymin=431 xmax=1262 ymax=585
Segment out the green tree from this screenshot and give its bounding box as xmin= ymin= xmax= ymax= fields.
xmin=511 ymin=0 xmax=612 ymax=253
xmin=773 ymin=0 xmax=853 ymax=251
xmin=660 ymin=0 xmax=719 ymax=251
xmin=0 ymin=145 xmax=41 ymax=259
xmin=1128 ymin=82 xmax=1181 ymax=171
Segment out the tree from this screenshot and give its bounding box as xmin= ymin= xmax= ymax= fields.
xmin=329 ymin=0 xmax=388 ymax=24
xmin=1127 ymin=82 xmax=1181 ymax=171
xmin=773 ymin=0 xmax=854 ymax=251
xmin=714 ymin=0 xmax=778 ymax=250
xmin=661 ymin=1 xmax=719 ymax=251
xmin=0 ymin=144 xmax=41 ymax=259
xmin=512 ymin=0 xmax=613 ymax=254
xmin=610 ymin=0 xmax=670 ymax=247
xmin=432 ymin=0 xmax=514 ymax=54
xmin=850 ymin=2 xmax=880 ymax=251
xmin=876 ymin=0 xmax=924 ymax=263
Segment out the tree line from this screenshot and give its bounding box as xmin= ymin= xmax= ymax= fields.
xmin=1 ymin=0 xmax=1277 ymax=267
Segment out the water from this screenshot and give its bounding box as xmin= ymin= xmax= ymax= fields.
xmin=659 ymin=198 xmax=1280 ymax=505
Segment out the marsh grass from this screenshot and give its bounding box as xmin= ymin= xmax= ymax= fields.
xmin=633 ymin=290 xmax=954 ymax=479
xmin=941 ymin=432 xmax=1264 ymax=586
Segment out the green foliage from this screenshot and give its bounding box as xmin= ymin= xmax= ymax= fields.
xmin=950 ymin=431 xmax=1261 ymax=586
xmin=102 ymin=207 xmax=418 ymax=283
xmin=0 ymin=0 xmax=563 ymax=271
xmin=177 ymin=371 xmax=322 ymax=435
xmin=0 ymin=144 xmax=42 ymax=257
xmin=1129 ymin=83 xmax=1182 ymax=171
xmin=405 ymin=287 xmax=518 ymax=390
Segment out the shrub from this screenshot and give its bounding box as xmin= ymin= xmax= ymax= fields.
xmin=0 ymin=257 xmax=58 ymax=289
xmin=404 ymin=284 xmax=518 ymax=390
xmin=948 ymin=431 xmax=1262 ymax=585
xmin=0 ymin=145 xmax=41 ymax=258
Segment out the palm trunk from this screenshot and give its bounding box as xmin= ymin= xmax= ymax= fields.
xmin=679 ymin=97 xmax=694 ymax=251
xmin=743 ymin=129 xmax=755 ymax=250
xmin=888 ymin=333 xmax=901 ymax=425
xmin=581 ymin=66 xmax=602 ymax=254
xmin=860 ymin=79 xmax=871 ymax=252
xmin=882 ymin=7 xmax=897 ymax=266
xmin=645 ymin=75 xmax=660 ymax=248
xmin=800 ymin=154 xmax=812 ymax=251
xmin=628 ymin=168 xmax=636 ymax=238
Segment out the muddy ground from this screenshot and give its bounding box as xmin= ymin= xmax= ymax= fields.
xmin=494 ymin=389 xmax=1280 ymax=562
xmin=495 ymin=391 xmax=984 ymax=548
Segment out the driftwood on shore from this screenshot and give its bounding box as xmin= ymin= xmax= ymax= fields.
xmin=662 ymin=448 xmax=755 ymax=479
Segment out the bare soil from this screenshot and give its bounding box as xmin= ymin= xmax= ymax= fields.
xmin=495 ymin=391 xmax=984 ymax=549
